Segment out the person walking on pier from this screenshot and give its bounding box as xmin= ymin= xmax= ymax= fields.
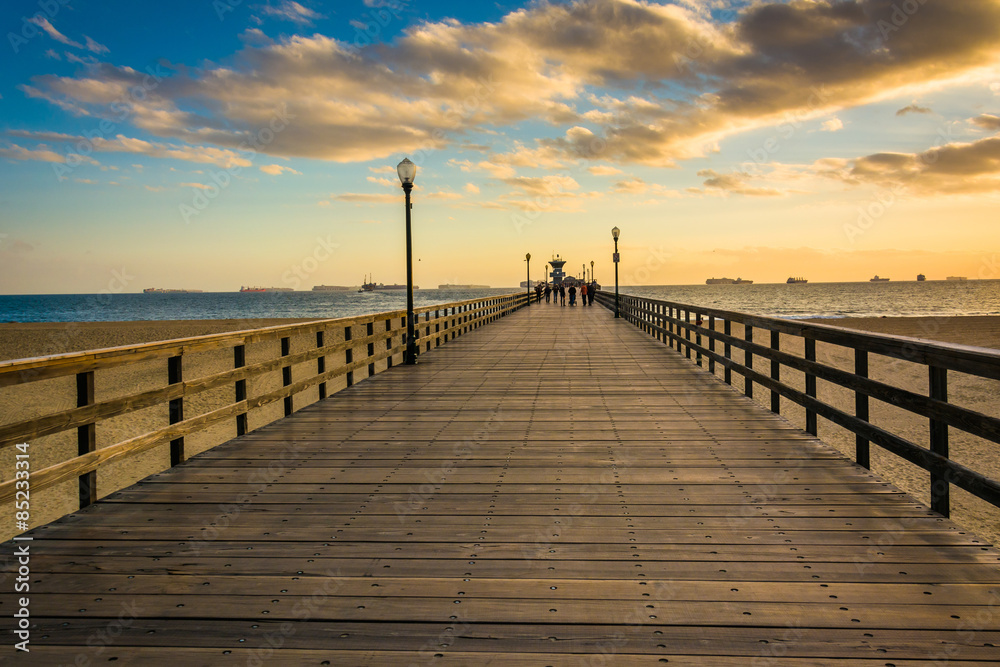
xmin=544 ymin=284 xmax=551 ymax=303
xmin=588 ymin=282 xmax=596 ymax=306
xmin=580 ymin=283 xmax=588 ymax=307
xmin=568 ymin=284 xmax=577 ymax=306
xmin=535 ymin=283 xmax=543 ymax=303
xmin=559 ymin=284 xmax=566 ymax=306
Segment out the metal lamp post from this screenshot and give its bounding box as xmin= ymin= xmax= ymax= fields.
xmin=525 ymin=253 xmax=531 ymax=305
xmin=590 ymin=260 xmax=594 ymax=285
xmin=397 ymin=157 xmax=418 ymax=364
xmin=612 ymin=226 xmax=620 ymax=318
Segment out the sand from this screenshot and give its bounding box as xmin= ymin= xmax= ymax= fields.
xmin=1 ymin=315 xmax=999 ymax=545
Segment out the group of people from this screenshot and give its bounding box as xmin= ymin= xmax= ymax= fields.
xmin=535 ymin=282 xmax=598 ymax=307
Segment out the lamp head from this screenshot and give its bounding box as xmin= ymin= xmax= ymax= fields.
xmin=526 ymin=252 xmax=531 ymax=261
xmin=397 ymin=158 xmax=417 ymax=186
xmin=611 ymin=226 xmax=620 ymax=241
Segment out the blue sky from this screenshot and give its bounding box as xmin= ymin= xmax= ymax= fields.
xmin=1 ymin=0 xmax=999 ymax=293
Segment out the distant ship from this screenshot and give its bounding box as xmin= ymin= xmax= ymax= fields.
xmin=917 ymin=274 xmax=926 ymax=282
xmin=360 ymin=275 xmax=415 ymax=292
xmin=143 ymin=288 xmax=203 ymax=293
xmin=786 ymin=277 xmax=807 ymax=284
xmin=706 ymin=277 xmax=753 ymax=285
xmin=312 ymin=285 xmax=350 ymax=291
xmin=240 ymin=286 xmax=293 ymax=292
xmin=946 ymin=276 xmax=968 ymax=281
xmin=240 ymin=286 xmax=265 ymax=292
xmin=439 ymin=284 xmax=490 ymax=289
xmin=870 ymin=275 xmax=890 ymax=282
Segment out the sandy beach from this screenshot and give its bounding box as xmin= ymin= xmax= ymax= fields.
xmin=1 ymin=314 xmax=999 ymax=545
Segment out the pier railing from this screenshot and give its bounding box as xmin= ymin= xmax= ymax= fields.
xmin=0 ymin=292 xmax=531 ymax=521
xmin=595 ymin=290 xmax=1000 ymax=517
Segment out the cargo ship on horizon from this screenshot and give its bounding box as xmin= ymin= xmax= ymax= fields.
xmin=143 ymin=288 xmax=204 ymax=293
xmin=360 ymin=275 xmax=416 ymax=292
xmin=786 ymin=277 xmax=808 ymax=284
xmin=705 ymin=277 xmax=753 ymax=285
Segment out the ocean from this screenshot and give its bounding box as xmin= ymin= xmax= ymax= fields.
xmin=0 ymin=281 xmax=998 ymax=323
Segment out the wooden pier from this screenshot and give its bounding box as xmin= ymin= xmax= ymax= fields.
xmin=5 ymin=301 xmax=1000 ymax=664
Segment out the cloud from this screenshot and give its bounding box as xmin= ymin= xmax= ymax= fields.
xmin=179 ymin=182 xmax=212 ymax=189
xmin=972 ymin=114 xmax=1000 ymax=131
xmin=821 ymin=117 xmax=843 ymax=132
xmin=331 ymin=193 xmax=398 ymax=203
xmin=83 ymin=36 xmax=109 ymax=55
xmin=6 ymin=131 xmax=251 ymax=168
xmin=464 ymin=183 xmax=479 ymax=194
xmin=366 ymin=175 xmax=396 ymax=186
xmin=74 ymin=178 xmax=98 ymax=184
xmin=27 ymin=16 xmax=84 ymax=49
xmin=19 ymin=0 xmax=1000 ymax=172
xmin=896 ymin=104 xmax=933 ymax=116
xmin=611 ymin=176 xmax=678 ymax=197
xmin=821 ymin=135 xmax=1000 ymax=194
xmin=0 ymin=143 xmax=71 ymax=163
xmin=588 ymin=165 xmax=623 ymax=176
xmin=27 ymin=16 xmax=108 ymax=54
xmin=258 ymin=1 xmax=324 ymax=25
xmin=260 ymin=164 xmax=302 ymax=175
xmin=696 ymin=169 xmax=783 ymax=197
xmin=0 ymin=239 xmax=34 ymax=255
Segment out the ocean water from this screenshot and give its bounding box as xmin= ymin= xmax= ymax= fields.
xmin=0 ymin=281 xmax=998 ymax=323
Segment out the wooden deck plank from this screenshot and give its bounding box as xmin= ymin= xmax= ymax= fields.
xmin=3 ymin=302 xmax=1000 ymax=663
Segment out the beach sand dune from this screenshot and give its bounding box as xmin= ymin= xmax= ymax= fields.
xmin=1 ymin=315 xmax=998 ymax=546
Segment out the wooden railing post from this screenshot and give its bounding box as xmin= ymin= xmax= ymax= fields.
xmin=317 ymin=331 xmax=327 ymax=400
xmin=930 ymin=366 xmax=950 ymax=516
xmin=804 ymin=338 xmax=817 ymax=436
xmin=386 ymin=318 xmax=394 ymax=368
xmin=281 ymin=337 xmax=292 ymax=417
xmin=708 ymin=316 xmax=715 ymax=374
xmin=345 ymin=326 xmax=354 ymax=387
xmin=769 ymin=330 xmax=780 ymax=414
xmin=723 ymin=320 xmax=732 ymax=385
xmin=684 ymin=310 xmax=691 ymax=360
xmin=168 ymin=356 xmax=184 ymax=465
xmin=77 ymin=371 xmax=96 ymax=508
xmin=668 ymin=306 xmax=674 ymax=349
xmin=695 ymin=312 xmax=703 ymax=367
xmin=235 ymin=345 xmax=248 ymax=436
xmin=855 ymin=350 xmax=870 ymax=469
xmin=744 ymin=325 xmax=754 ymax=399
xmin=367 ymin=321 xmax=376 ymax=378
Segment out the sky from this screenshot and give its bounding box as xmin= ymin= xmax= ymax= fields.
xmin=1 ymin=0 xmax=999 ymax=293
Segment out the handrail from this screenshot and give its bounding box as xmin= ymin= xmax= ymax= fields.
xmin=595 ymin=290 xmax=1000 ymax=518
xmin=0 ymin=292 xmax=533 ymax=511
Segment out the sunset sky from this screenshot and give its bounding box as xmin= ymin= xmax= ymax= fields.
xmin=1 ymin=0 xmax=999 ymax=293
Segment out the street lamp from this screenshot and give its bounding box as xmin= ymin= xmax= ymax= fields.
xmin=398 ymin=157 xmax=418 ymax=364
xmin=525 ymin=253 xmax=531 ymax=305
xmin=612 ymin=226 xmax=620 ymax=318
xmin=590 ymin=260 xmax=594 ymax=285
